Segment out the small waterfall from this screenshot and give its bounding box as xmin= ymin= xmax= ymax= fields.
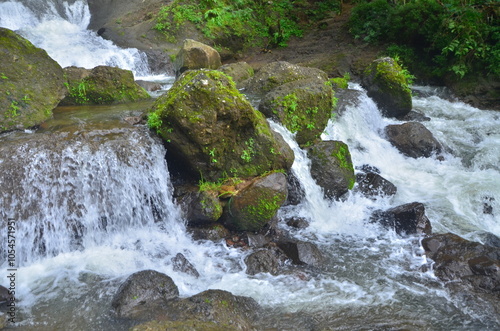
xmin=0 ymin=128 xmax=182 ymax=265
xmin=0 ymin=0 xmax=151 ymax=77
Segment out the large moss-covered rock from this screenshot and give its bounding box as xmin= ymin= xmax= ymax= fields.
xmin=148 ymin=69 xmax=294 ymax=181
xmin=307 ymin=140 xmax=355 ymax=200
xmin=259 ymin=78 xmax=334 ymax=146
xmin=139 ymin=289 xmax=260 ymax=330
xmin=222 ymin=172 xmax=288 ymax=232
xmin=0 ymin=28 xmax=66 ymax=132
xmin=174 ymin=39 xmax=221 ymax=77
xmin=361 ymin=57 xmax=412 ymax=118
xmin=244 ymin=61 xmax=329 ymax=95
xmin=60 ymin=65 xmax=150 ymax=105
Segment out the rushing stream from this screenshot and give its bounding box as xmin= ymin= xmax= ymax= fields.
xmin=1 ymin=0 xmax=500 ymax=330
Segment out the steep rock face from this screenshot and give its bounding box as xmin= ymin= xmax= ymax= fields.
xmin=385 ymin=122 xmax=443 ymax=158
xmin=174 ymin=39 xmax=222 ymax=77
xmin=0 ymin=28 xmax=66 ymax=132
xmin=307 ymin=140 xmax=356 ymax=200
xmin=259 ymin=78 xmax=334 ymax=146
xmin=148 ymin=69 xmax=294 ymax=181
xmin=243 ymin=61 xmax=329 ymax=95
xmin=223 ymin=172 xmax=288 ymax=232
xmin=60 ymin=65 xmax=150 ymax=105
xmin=361 ymin=57 xmax=412 ymax=118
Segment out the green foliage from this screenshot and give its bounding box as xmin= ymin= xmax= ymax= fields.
xmin=154 ymin=0 xmax=341 ymax=49
xmin=327 ymin=73 xmax=350 ymax=89
xmin=349 ymin=0 xmax=500 ymax=79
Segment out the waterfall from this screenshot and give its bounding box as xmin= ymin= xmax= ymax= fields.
xmin=0 ymin=0 xmax=151 ymax=77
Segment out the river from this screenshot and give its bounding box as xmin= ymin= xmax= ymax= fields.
xmin=1 ymin=0 xmax=499 ymax=330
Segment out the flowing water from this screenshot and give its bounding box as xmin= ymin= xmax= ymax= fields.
xmin=0 ymin=0 xmax=150 ymax=77
xmin=1 ymin=0 xmax=500 ymax=330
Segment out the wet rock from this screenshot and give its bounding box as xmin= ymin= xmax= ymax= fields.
xmin=286 ymin=217 xmax=310 ymax=229
xmin=361 ymin=57 xmax=412 ymax=118
xmin=0 ymin=285 xmax=11 ymax=305
xmin=355 ymin=171 xmax=397 ymax=199
xmin=259 ymin=77 xmax=334 ymax=146
xmin=277 ymin=240 xmax=324 ymax=267
xmin=307 ymin=140 xmax=356 ymax=200
xmin=0 ymin=312 xmax=5 ymax=329
xmin=244 ymin=247 xmax=288 ymax=275
xmin=131 ymin=319 xmax=234 ymax=331
xmin=0 ymin=28 xmax=66 ymax=132
xmin=421 ymin=233 xmax=500 ymax=312
xmin=285 ymin=172 xmax=305 ymax=206
xmin=483 ymin=196 xmax=495 ymax=215
xmin=158 ymin=289 xmax=260 ymax=330
xmin=171 ymin=253 xmax=200 ymax=278
xmin=148 ymin=69 xmax=294 ymax=181
xmin=244 ymin=61 xmax=328 ymax=95
xmin=111 ymin=269 xmax=179 ymax=319
xmin=174 ymin=39 xmax=221 ymax=77
xmin=177 ymin=189 xmax=223 ymax=225
xmin=334 ymin=88 xmax=364 ymax=116
xmin=385 ymin=122 xmax=443 ymax=158
xmin=60 ymin=65 xmax=150 ymax=105
xmin=135 ymin=80 xmax=163 ymax=92
xmin=222 ymin=172 xmax=288 ymax=232
xmin=477 ymin=232 xmax=500 ymax=248
xmin=370 ymin=202 xmax=432 ymax=236
xmin=243 ymin=233 xmax=270 ymax=248
xmin=218 ymin=62 xmax=254 ymax=87
xmin=399 ymin=110 xmax=431 ymax=122
xmin=188 ymin=224 xmax=230 ymax=242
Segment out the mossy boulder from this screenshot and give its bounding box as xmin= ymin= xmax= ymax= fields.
xmin=177 ymin=189 xmax=223 ymax=226
xmin=244 ymin=61 xmax=329 ymax=95
xmin=259 ymin=78 xmax=334 ymax=146
xmin=0 ymin=27 xmax=66 ymax=132
xmin=222 ymin=172 xmax=288 ymax=232
xmin=218 ymin=61 xmax=254 ymax=87
xmin=307 ymin=140 xmax=355 ymax=200
xmin=174 ymin=39 xmax=222 ymax=77
xmin=60 ymin=65 xmax=150 ymax=105
xmin=137 ymin=289 xmax=260 ymax=330
xmin=361 ymin=57 xmax=412 ymax=118
xmin=148 ymin=69 xmax=294 ymax=181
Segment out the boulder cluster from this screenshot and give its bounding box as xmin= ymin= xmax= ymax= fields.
xmin=2 ymin=29 xmax=498 ymax=330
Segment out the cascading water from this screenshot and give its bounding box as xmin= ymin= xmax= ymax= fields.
xmin=0 ymin=84 xmax=499 ymax=329
xmin=0 ymin=0 xmax=151 ymax=77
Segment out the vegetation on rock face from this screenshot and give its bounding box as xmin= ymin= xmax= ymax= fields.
xmin=154 ymin=0 xmax=342 ymax=50
xmin=61 ymin=66 xmax=150 ymax=105
xmin=362 ymin=57 xmax=413 ymax=118
xmin=0 ymin=28 xmax=66 ymax=132
xmin=147 ymin=69 xmax=294 ymax=181
xmin=349 ymin=0 xmax=499 ymax=80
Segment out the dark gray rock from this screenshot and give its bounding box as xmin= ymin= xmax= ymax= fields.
xmin=244 ymin=247 xmax=288 ymax=275
xmin=421 ymin=233 xmax=500 ymax=318
xmin=177 ymin=189 xmax=223 ymax=226
xmin=286 ymin=217 xmax=310 ymax=229
xmin=307 ymin=140 xmax=355 ymax=200
xmin=355 ymin=171 xmax=397 ymax=199
xmin=370 ymin=202 xmax=432 ymax=236
xmin=188 ymin=224 xmax=230 ymax=242
xmin=172 ymin=253 xmax=200 ymax=278
xmin=111 ymin=270 xmax=179 ymax=319
xmin=277 ymin=240 xmax=324 ymax=267
xmin=385 ymin=122 xmax=443 ymax=158
xmin=285 ymin=172 xmax=305 ymax=206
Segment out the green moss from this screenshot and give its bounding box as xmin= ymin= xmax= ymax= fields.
xmin=331 ymin=142 xmax=355 ymax=189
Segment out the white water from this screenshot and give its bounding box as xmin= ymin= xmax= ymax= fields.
xmin=0 ymin=0 xmax=151 ymax=77
xmin=0 ymin=85 xmax=499 ymax=329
